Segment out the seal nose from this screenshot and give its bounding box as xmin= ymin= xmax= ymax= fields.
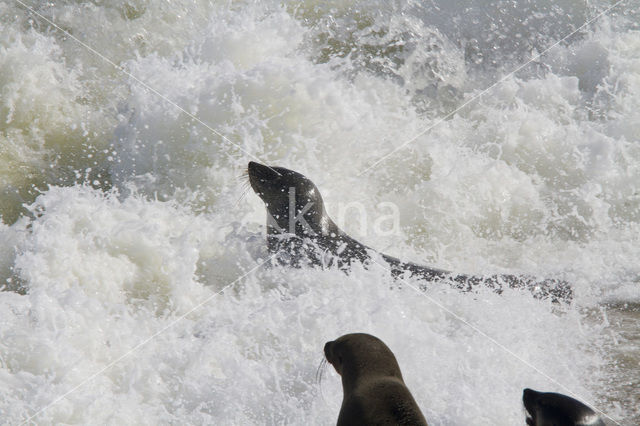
xmin=522 ymin=388 xmax=538 ymax=414
xmin=522 ymin=388 xmax=536 ymax=404
xmin=248 ymin=161 xmax=279 ymax=181
xmin=324 ymin=341 xmax=333 ymax=360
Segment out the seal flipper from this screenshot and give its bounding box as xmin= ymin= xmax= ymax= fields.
xmin=388 ymin=254 xmax=572 ymax=302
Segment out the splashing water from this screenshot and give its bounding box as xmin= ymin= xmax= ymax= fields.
xmin=1 ymin=0 xmax=639 ymax=424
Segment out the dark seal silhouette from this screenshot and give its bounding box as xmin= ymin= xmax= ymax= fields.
xmin=247 ymin=161 xmax=572 ymax=302
xmin=324 ymin=333 xmax=429 ymax=426
xmin=523 ymin=388 xmax=605 ymax=426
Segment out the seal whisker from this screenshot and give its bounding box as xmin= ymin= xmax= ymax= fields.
xmin=316 ymin=356 xmax=329 ymax=403
xmin=238 ymin=170 xmax=250 ymax=184
xmin=235 ymin=185 xmax=251 ymax=207
xmin=316 ymin=357 xmax=327 ymax=384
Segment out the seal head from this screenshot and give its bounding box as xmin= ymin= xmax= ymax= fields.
xmin=522 ymin=388 xmax=605 ymax=426
xmin=324 ymin=333 xmax=429 ymax=426
xmin=248 ymin=161 xmax=368 ymax=268
xmin=248 ymin=161 xmax=332 ymax=237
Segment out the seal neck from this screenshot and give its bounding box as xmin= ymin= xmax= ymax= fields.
xmin=340 ymin=354 xmax=404 ymax=391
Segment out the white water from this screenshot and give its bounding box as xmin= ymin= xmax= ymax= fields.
xmin=1 ymin=0 xmax=639 ymax=424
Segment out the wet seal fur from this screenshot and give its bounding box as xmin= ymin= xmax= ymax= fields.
xmin=248 ymin=161 xmax=572 ymax=302
xmin=324 ymin=333 xmax=428 ymax=426
xmin=523 ymin=388 xmax=605 ymax=426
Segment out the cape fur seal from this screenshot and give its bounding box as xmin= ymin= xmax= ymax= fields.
xmin=324 ymin=333 xmax=429 ymax=426
xmin=247 ymin=161 xmax=572 ymax=302
xmin=523 ymin=388 xmax=605 ymax=426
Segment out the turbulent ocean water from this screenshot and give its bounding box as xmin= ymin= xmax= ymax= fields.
xmin=1 ymin=0 xmax=639 ymax=424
